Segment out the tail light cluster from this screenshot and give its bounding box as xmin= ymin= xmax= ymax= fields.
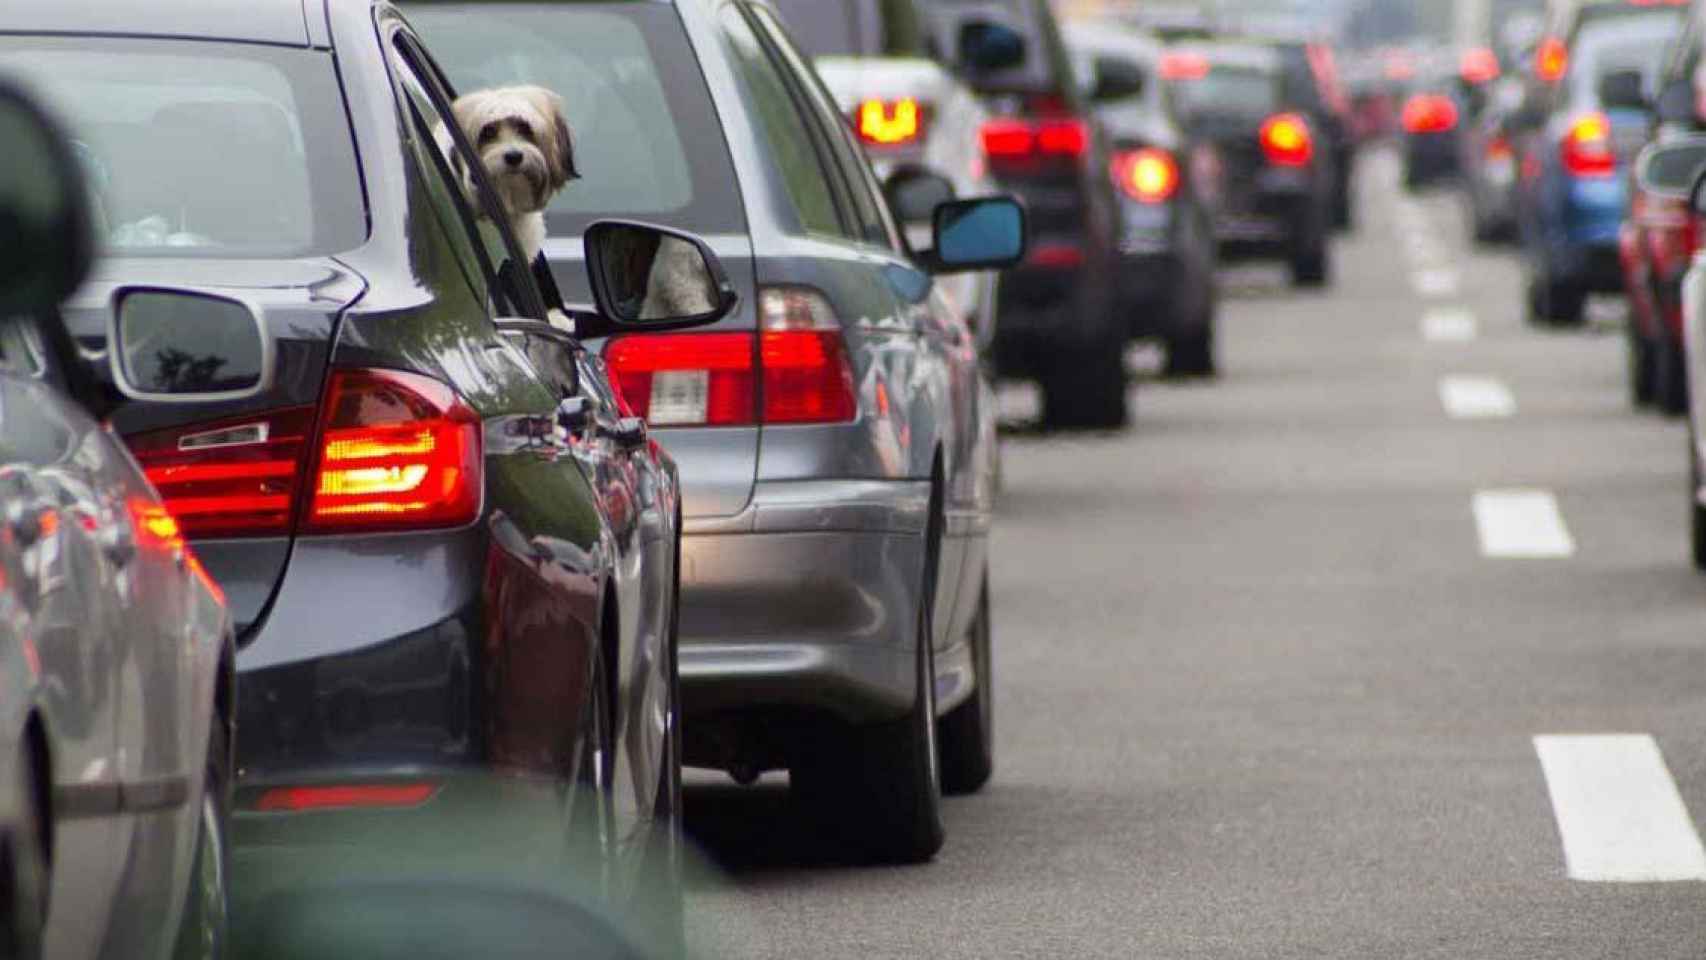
xmin=1159 ymin=52 xmax=1210 ymax=82
xmin=1561 ymin=112 xmax=1615 ymax=179
xmin=1401 ymin=95 xmax=1460 ymax=135
xmin=130 ymin=368 xmax=482 ymax=541
xmin=1259 ymin=113 xmax=1314 ymax=168
xmin=979 ymin=116 xmax=1090 ymax=174
xmin=1535 ymin=36 xmax=1568 ymax=84
xmin=1459 ymin=47 xmax=1501 ymax=87
xmin=856 ymin=98 xmax=927 ymax=146
xmin=1110 ymin=147 xmax=1179 ymax=203
xmin=603 ymin=287 xmax=857 ymax=428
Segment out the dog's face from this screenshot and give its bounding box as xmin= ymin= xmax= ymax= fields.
xmin=451 ymin=86 xmax=577 ymax=218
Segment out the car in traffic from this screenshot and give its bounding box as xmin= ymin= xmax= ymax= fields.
xmin=1165 ymin=41 xmax=1336 ymax=288
xmin=1264 ymin=34 xmax=1358 ymax=231
xmin=1655 ymin=136 xmax=1706 ymax=564
xmin=923 ymin=0 xmax=1131 ymax=428
xmin=2 ymin=0 xmax=735 ymax=952
xmin=1399 ymin=64 xmax=1467 ymax=189
xmin=1459 ymin=75 xmax=1528 ymax=242
xmin=1065 ymin=22 xmax=1220 ymax=376
xmin=0 ymin=74 xmax=236 ymax=960
xmin=410 ymin=0 xmax=1022 ymax=864
xmin=1516 ymin=8 xmax=1678 ymax=325
xmin=768 ymin=0 xmax=1003 ymax=359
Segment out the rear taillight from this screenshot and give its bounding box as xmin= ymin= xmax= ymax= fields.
xmin=305 ymin=369 xmax=482 ymax=533
xmin=254 ymin=782 xmax=439 ymax=812
xmin=130 ymin=407 xmax=316 ymax=539
xmin=1459 ymin=47 xmax=1501 ymax=86
xmin=1561 ymin=112 xmax=1615 ymax=179
xmin=1536 ymin=36 xmax=1568 ymax=84
xmin=857 ymin=97 xmax=925 ymax=146
xmin=1401 ymin=94 xmax=1459 ymax=135
xmin=979 ymin=117 xmax=1090 ymax=173
xmin=1111 ymin=147 xmax=1179 ymax=203
xmin=1159 ymin=52 xmax=1210 ymax=81
xmin=1486 ymin=135 xmax=1513 ymax=162
xmin=1260 ymin=113 xmax=1314 ymax=168
xmin=603 ymin=287 xmax=856 ymax=428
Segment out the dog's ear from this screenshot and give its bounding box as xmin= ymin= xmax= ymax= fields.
xmin=538 ymin=89 xmax=579 ymax=191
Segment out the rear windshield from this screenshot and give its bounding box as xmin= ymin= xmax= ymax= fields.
xmin=406 ymin=2 xmax=745 ymax=236
xmin=1570 ymin=13 xmax=1682 ymax=99
xmin=771 ymin=0 xmax=932 ymax=58
xmin=0 ymin=37 xmax=365 ymax=258
xmin=1172 ymin=66 xmax=1279 ymax=120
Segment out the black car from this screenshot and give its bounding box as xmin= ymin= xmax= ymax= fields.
xmin=1167 ymin=41 xmax=1335 ymax=287
xmin=1267 ymin=35 xmax=1357 ymax=231
xmin=1 ymin=0 xmax=735 ymax=951
xmin=923 ymin=0 xmax=1130 ymax=428
xmin=1065 ymin=21 xmax=1220 ymax=376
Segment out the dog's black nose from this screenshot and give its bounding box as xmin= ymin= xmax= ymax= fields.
xmin=504 ymin=149 xmax=525 ymax=167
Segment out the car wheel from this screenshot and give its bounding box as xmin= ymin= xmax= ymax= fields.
xmin=0 ymin=751 xmax=47 ymax=960
xmin=172 ymin=720 xmax=229 ymax=960
xmin=1041 ymin=335 xmax=1128 ymax=430
xmin=793 ymin=489 xmax=945 ymax=864
xmin=1691 ymin=429 xmax=1706 ymax=572
xmin=569 ymin=637 xmax=616 ymax=892
xmin=1629 ymin=321 xmax=1656 ymax=408
xmin=938 ymin=574 xmax=993 ymax=796
xmin=1332 ymin=180 xmax=1353 ymax=232
xmin=1657 ymin=335 xmax=1689 ymax=417
xmin=1290 ymin=236 xmax=1330 ymax=288
xmin=1527 ymin=269 xmax=1585 ymax=326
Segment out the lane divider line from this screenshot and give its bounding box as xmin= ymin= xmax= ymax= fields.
xmin=1422 ymin=308 xmax=1478 ymax=342
xmin=1439 ymin=375 xmax=1516 ymax=419
xmin=1534 ymin=734 xmax=1706 ymax=883
xmin=1473 ymin=489 xmax=1575 ymax=558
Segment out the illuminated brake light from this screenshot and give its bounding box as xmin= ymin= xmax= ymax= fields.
xmin=129 ymin=408 xmax=315 ymax=539
xmin=1460 ymin=47 xmax=1500 ymax=86
xmin=1401 ymin=95 xmax=1459 ymax=135
xmin=980 ymin=118 xmax=1034 ymax=158
xmin=1561 ymin=112 xmax=1615 ymax=179
xmin=1260 ymin=113 xmax=1313 ymax=168
xmin=254 ymin=783 xmax=439 ymax=812
xmin=1536 ymin=36 xmax=1568 ymax=84
xmin=305 ymin=369 xmax=481 ymax=532
xmin=1159 ymin=52 xmax=1210 ymax=81
xmin=980 ymin=117 xmax=1089 ymax=169
xmin=1111 ymin=148 xmax=1179 ymax=203
xmin=1036 ymin=119 xmax=1089 ymax=156
xmin=857 ymin=98 xmax=924 ymax=146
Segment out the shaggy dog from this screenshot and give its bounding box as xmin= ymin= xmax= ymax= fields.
xmin=450 ymin=85 xmax=577 ymax=263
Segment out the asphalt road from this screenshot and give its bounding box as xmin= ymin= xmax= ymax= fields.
xmin=678 ymin=148 xmax=1706 ymax=959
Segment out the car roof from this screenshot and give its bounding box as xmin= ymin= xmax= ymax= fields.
xmin=0 ymin=0 xmax=319 ymax=47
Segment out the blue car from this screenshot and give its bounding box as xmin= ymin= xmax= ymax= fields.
xmin=1519 ymin=9 xmax=1677 ymax=325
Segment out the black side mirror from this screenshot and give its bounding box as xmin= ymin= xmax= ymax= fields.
xmin=108 ymin=288 xmax=273 ymax=402
xmin=0 ymin=77 xmax=94 ymax=317
xmin=1637 ymin=138 xmax=1706 ymax=199
xmin=925 ymin=196 xmax=1027 ymax=275
xmin=1598 ymin=69 xmax=1646 ymax=112
xmin=957 ymin=18 xmax=1026 ymax=73
xmin=1657 ymin=78 xmax=1696 ymax=126
xmin=884 ymin=166 xmax=957 ymax=224
xmin=583 ymin=221 xmax=738 ymax=331
xmin=1091 ymin=55 xmax=1146 ymax=103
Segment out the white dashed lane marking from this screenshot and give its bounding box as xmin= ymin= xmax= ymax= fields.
xmin=1422 ymin=308 xmax=1477 ymax=342
xmin=1439 ymin=376 xmax=1515 ymax=419
xmin=1473 ymin=489 xmax=1575 ymax=558
xmin=1535 ymin=735 xmax=1706 ymax=883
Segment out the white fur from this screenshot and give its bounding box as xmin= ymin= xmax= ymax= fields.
xmin=450 ymin=85 xmax=576 ymax=262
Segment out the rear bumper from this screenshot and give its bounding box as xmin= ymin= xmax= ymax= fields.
xmin=1404 ymin=131 xmax=1459 ymax=179
xmin=678 ymin=480 xmax=929 ymax=734
xmin=1215 ymin=169 xmax=1318 ymax=259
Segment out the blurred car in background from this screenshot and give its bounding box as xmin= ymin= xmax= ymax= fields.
xmin=1166 ymin=41 xmax=1336 ymax=287
xmin=1517 ymin=8 xmax=1678 ymax=325
xmin=416 ymin=0 xmax=1023 ymax=865
xmin=1265 ymin=34 xmax=1358 ymax=230
xmin=0 ymin=75 xmax=235 ymax=960
xmin=923 ymin=0 xmax=1131 ymax=428
xmin=1399 ymin=65 xmax=1467 ymax=189
xmin=1459 ymin=75 xmax=1528 ymax=242
xmin=1669 ymin=138 xmax=1706 ymax=565
xmin=1065 ymin=22 xmax=1220 ymax=376
xmin=770 ymin=0 xmax=1002 ymax=356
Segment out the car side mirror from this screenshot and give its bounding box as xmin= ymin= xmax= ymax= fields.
xmin=0 ymin=77 xmax=95 ymax=317
xmin=926 ymin=197 xmax=1026 ymax=275
xmin=583 ymin=221 xmax=738 ymax=331
xmin=1637 ymin=138 xmax=1706 ymax=200
xmin=1091 ymin=55 xmax=1145 ymax=103
xmin=1657 ymin=78 xmax=1696 ymax=126
xmin=957 ymin=18 xmax=1026 ymax=74
xmin=108 ymin=288 xmax=273 ymax=402
xmin=1598 ymin=69 xmax=1646 ymax=112
xmin=884 ymin=166 xmax=957 ymax=224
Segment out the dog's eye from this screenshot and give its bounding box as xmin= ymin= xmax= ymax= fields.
xmin=478 ymin=122 xmax=498 ymax=144
xmin=513 ymin=119 xmax=534 ymax=140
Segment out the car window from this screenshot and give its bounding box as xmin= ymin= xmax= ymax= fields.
xmin=717 ymin=4 xmax=852 ymax=240
xmin=1173 ymin=65 xmax=1280 ymax=121
xmin=0 ymin=36 xmax=365 ymax=258
xmin=749 ymin=3 xmax=900 ymax=250
xmin=770 ymin=0 xmax=932 ymax=58
xmin=404 ymin=2 xmax=747 ymax=238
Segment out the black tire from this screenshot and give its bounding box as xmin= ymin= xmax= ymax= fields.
xmin=1691 ymin=428 xmax=1706 ymax=572
xmin=1041 ymin=336 xmax=1128 ymax=430
xmin=1657 ymin=335 xmax=1689 ymax=417
xmin=1290 ymin=240 xmax=1330 ymax=288
xmin=792 ymin=489 xmax=945 ymax=864
xmin=1164 ymin=329 xmax=1216 ymax=377
xmin=1630 ymin=321 xmax=1656 ymax=408
xmin=0 ymin=752 xmax=47 ymax=960
xmin=172 ymin=721 xmax=229 ymax=960
xmin=1331 ymin=181 xmax=1353 ymax=232
xmin=938 ymin=575 xmax=993 ymax=796
xmin=1527 ymin=270 xmax=1586 ymax=326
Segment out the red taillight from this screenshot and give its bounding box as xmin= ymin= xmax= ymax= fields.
xmin=1159 ymin=52 xmax=1210 ymax=81
xmin=1561 ymin=112 xmax=1616 ymax=179
xmin=254 ymin=782 xmax=439 ymax=812
xmin=1401 ymin=94 xmax=1460 ymax=135
xmin=979 ymin=117 xmax=1090 ymax=172
xmin=1536 ymin=36 xmax=1568 ymax=84
xmin=603 ymin=288 xmax=856 ymax=428
xmin=1111 ymin=147 xmax=1179 ymax=202
xmin=130 ymin=407 xmax=316 ymax=539
xmin=305 ymin=369 xmax=482 ymax=533
xmin=979 ymin=118 xmax=1034 ymax=158
xmin=1487 ymin=135 xmax=1513 ymax=161
xmin=1460 ymin=47 xmax=1501 ymax=86
xmin=1260 ymin=113 xmax=1314 ymax=168
xmin=857 ymin=97 xmax=925 ymax=146
xmin=1036 ymin=119 xmax=1089 ymax=157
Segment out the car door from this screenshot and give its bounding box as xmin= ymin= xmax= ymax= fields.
xmin=748 ymin=1 xmax=990 ymax=650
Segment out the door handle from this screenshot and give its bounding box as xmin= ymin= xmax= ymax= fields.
xmin=599 ymin=417 xmax=648 ymax=451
